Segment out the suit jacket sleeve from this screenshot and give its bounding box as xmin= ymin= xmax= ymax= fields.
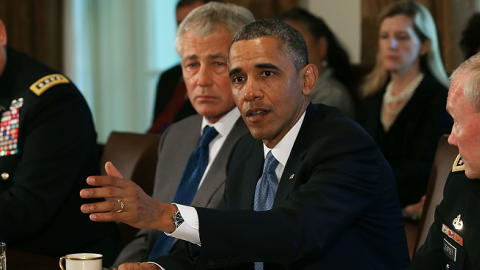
xmin=0 ymin=84 xmax=98 ymax=243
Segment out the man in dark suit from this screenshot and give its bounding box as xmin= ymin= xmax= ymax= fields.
xmin=408 ymin=53 xmax=480 ymax=269
xmin=81 ymin=19 xmax=409 ymax=269
xmin=148 ymin=0 xmax=209 ymax=134
xmin=0 ymin=19 xmax=121 ymax=266
xmin=111 ymin=2 xmax=254 ymax=267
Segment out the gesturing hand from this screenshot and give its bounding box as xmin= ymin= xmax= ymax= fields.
xmin=80 ymin=162 xmax=176 ymax=232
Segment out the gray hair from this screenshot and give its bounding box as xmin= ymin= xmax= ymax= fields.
xmin=450 ymin=52 xmax=480 ymax=112
xmin=175 ymin=2 xmax=255 ymax=55
xmin=230 ymin=19 xmax=308 ymax=73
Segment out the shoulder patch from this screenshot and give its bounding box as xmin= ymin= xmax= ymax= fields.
xmin=29 ymin=74 xmax=70 ymax=96
xmin=452 ymin=154 xmax=465 ymax=172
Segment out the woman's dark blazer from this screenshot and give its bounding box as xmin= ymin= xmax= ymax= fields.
xmin=357 ymin=75 xmax=452 ymax=207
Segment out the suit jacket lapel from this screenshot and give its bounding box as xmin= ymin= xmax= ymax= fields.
xmin=273 ymin=104 xmax=318 ymax=209
xmin=239 ymin=140 xmax=264 ymax=209
xmin=192 ymin=118 xmax=247 ymax=207
xmin=154 ymin=117 xmax=202 ymax=203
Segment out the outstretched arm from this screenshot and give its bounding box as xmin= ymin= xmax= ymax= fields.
xmin=80 ymin=162 xmax=177 ymax=232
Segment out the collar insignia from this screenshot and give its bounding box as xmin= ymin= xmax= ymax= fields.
xmin=452 ymin=154 xmax=465 ymax=172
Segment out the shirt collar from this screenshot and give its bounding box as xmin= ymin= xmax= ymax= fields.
xmin=201 ymin=107 xmax=240 ymax=137
xmin=263 ymin=111 xmax=306 ymax=166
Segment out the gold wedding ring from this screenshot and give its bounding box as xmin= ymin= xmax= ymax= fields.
xmin=117 ymin=200 xmax=125 ymax=213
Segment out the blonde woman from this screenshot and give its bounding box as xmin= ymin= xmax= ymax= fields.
xmin=357 ymin=1 xmax=452 ymax=215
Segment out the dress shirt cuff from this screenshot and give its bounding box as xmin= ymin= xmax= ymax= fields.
xmin=165 ymin=204 xmax=201 ymax=245
xmin=147 ymin=261 xmax=165 ymax=270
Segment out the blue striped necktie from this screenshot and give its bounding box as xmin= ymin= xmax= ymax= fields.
xmin=253 ymin=151 xmax=279 ymax=270
xmin=147 ymin=125 xmax=218 ymax=260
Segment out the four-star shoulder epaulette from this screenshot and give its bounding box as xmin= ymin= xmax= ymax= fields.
xmin=29 ymin=74 xmax=69 ymax=96
xmin=452 ymin=154 xmax=465 ymax=172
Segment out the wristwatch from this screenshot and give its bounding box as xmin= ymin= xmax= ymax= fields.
xmin=172 ymin=210 xmax=184 ymax=231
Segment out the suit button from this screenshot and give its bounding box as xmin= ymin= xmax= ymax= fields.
xmin=1 ymin=172 xmax=9 ymax=180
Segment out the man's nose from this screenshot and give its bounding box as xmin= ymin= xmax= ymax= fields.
xmin=244 ymin=79 xmax=263 ymax=101
xmin=448 ymin=126 xmax=458 ymax=146
xmin=197 ymin=65 xmax=213 ymax=87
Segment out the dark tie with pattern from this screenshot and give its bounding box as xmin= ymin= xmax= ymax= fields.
xmin=253 ymin=151 xmax=280 ymax=270
xmin=147 ymin=125 xmax=219 ymax=260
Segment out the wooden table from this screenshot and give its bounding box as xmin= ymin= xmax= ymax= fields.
xmin=6 ymin=248 xmax=59 ymax=270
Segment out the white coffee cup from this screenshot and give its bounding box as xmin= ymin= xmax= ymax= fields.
xmin=59 ymin=253 xmax=102 ymax=270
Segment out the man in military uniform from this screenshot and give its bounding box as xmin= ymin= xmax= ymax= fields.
xmin=0 ymin=19 xmax=121 ymax=265
xmin=409 ymin=52 xmax=480 ymax=269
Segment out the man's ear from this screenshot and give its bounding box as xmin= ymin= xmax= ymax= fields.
xmin=0 ymin=19 xmax=7 ymax=47
xmin=301 ymin=64 xmax=318 ymax=96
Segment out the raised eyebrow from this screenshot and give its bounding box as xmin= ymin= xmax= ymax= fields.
xmin=255 ymin=63 xmax=281 ymax=71
xmin=229 ymin=67 xmax=243 ymax=77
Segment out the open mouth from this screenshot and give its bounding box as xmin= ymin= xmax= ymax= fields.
xmin=250 ymin=110 xmax=265 ymax=116
xmin=245 ymin=109 xmax=269 ymax=122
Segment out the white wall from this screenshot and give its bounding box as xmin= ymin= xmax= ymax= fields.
xmin=299 ymin=0 xmax=361 ymax=64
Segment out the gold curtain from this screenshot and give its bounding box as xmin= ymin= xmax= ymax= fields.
xmin=361 ymin=0 xmax=477 ymax=73
xmin=219 ymin=0 xmax=298 ymax=19
xmin=0 ymin=0 xmax=63 ymax=71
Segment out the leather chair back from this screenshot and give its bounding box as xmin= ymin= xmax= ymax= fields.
xmin=101 ymin=131 xmax=161 ymax=245
xmin=414 ymin=134 xmax=458 ymax=253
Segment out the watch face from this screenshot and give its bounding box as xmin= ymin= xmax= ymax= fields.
xmin=174 ymin=210 xmax=184 ymax=229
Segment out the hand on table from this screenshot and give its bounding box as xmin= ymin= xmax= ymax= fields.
xmin=402 ymin=195 xmax=426 ymax=221
xmin=405 ymin=195 xmax=426 ymax=214
xmin=80 ymin=162 xmax=176 ymax=232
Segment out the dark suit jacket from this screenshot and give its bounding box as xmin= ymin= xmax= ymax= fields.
xmin=0 ymin=46 xmax=121 ymax=265
xmin=112 ymin=114 xmax=249 ymax=267
xmin=357 ymin=75 xmax=452 ymax=207
xmin=152 ymin=64 xmax=196 ymax=124
xmin=157 ymin=103 xmax=410 ymax=270
xmin=409 ymin=161 xmax=480 ymax=270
